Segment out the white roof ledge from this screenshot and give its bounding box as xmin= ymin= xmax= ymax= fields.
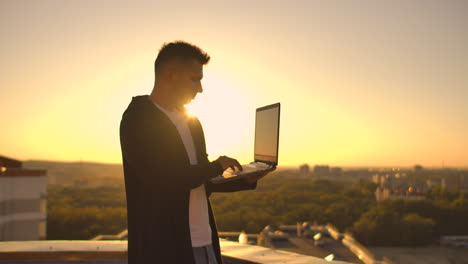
xmin=220 ymin=240 xmax=351 ymax=264
xmin=0 ymin=240 xmax=351 ymax=264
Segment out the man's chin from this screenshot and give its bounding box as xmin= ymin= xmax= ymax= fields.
xmin=184 ymin=98 xmax=195 ymax=105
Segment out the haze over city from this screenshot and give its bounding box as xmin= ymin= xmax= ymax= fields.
xmin=1 ymin=0 xmax=466 ymax=167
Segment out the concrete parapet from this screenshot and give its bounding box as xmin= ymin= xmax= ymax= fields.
xmin=326 ymin=224 xmax=343 ymax=241
xmin=342 ymin=233 xmax=384 ymax=264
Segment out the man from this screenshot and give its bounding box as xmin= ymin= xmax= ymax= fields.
xmin=120 ymin=41 xmax=273 ymax=264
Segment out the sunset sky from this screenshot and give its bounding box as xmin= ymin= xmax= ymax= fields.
xmin=1 ymin=0 xmax=467 ymax=168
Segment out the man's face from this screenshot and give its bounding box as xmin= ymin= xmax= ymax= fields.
xmin=170 ymin=59 xmax=204 ymax=108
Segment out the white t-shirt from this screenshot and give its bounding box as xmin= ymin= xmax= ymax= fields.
xmin=152 ymin=101 xmax=212 ymax=247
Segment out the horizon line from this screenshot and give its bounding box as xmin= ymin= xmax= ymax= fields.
xmin=19 ymin=158 xmax=468 ymax=170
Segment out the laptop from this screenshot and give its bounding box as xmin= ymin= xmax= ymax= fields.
xmin=210 ymin=102 xmax=281 ymax=184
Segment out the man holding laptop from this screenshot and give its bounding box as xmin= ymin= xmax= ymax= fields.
xmin=120 ymin=41 xmax=280 ymax=264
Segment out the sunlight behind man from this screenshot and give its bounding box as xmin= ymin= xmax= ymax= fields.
xmin=185 ymin=72 xmax=252 ymax=164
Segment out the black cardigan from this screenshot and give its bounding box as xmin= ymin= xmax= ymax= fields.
xmin=120 ymin=95 xmax=256 ymax=264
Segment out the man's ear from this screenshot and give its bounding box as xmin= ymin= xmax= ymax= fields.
xmin=167 ymin=65 xmax=184 ymax=81
xmin=166 ymin=70 xmax=176 ymax=81
xmin=157 ymin=66 xmax=171 ymax=82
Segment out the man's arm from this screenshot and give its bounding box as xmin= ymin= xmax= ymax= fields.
xmin=120 ymin=109 xmax=224 ymax=191
xmin=205 ymin=178 xmax=257 ymax=195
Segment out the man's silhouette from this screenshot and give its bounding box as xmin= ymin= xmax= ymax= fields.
xmin=120 ymin=41 xmax=272 ymax=264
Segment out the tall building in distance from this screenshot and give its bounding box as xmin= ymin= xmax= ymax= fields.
xmin=0 ymin=155 xmax=47 ymax=240
xmin=314 ymin=165 xmax=330 ymax=179
xmin=299 ymin=163 xmax=310 ymax=178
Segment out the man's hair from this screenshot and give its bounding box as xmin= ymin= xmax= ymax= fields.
xmin=154 ymin=41 xmax=210 ymax=76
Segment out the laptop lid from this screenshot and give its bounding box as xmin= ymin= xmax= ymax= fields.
xmin=254 ymin=103 xmax=281 ymax=165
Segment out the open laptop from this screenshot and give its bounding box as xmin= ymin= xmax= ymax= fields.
xmin=210 ymin=102 xmax=281 ymax=184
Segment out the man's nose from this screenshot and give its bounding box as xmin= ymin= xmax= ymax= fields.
xmin=197 ymin=84 xmax=203 ymax=93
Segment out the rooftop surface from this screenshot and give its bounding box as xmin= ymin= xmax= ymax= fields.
xmin=271 ymin=237 xmax=362 ymax=264
xmin=0 ymin=240 xmax=351 ymax=264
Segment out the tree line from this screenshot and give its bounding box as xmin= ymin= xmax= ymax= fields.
xmin=47 ymin=172 xmax=468 ymax=246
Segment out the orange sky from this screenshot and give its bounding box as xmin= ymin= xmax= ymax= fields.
xmin=1 ymin=0 xmax=467 ymax=168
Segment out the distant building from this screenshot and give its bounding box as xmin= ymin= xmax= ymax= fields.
xmin=330 ymin=167 xmax=343 ymax=177
xmin=313 ymin=165 xmax=342 ymax=179
xmin=375 ymin=186 xmax=426 ymax=202
xmin=372 ymin=174 xmax=381 ymax=185
xmin=314 ymin=165 xmax=330 ymax=178
xmin=0 ymin=155 xmax=47 ymax=241
xmin=426 ymin=177 xmax=447 ymax=190
xmin=299 ymin=164 xmax=310 ymax=178
xmin=414 ymin=164 xmax=424 ymax=173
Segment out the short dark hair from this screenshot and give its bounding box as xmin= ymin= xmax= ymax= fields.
xmin=154 ymin=41 xmax=210 ymax=76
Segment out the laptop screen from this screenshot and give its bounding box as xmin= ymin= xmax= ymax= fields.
xmin=254 ymin=103 xmax=280 ymax=165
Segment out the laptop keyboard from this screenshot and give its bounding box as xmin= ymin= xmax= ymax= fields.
xmin=224 ymin=167 xmax=253 ymax=176
xmin=224 ymin=163 xmax=269 ymax=176
xmin=237 ymin=165 xmax=259 ymax=175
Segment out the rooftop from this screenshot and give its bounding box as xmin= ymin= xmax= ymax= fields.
xmin=0 ymin=155 xmax=22 ymax=168
xmin=0 ymin=240 xmax=351 ymax=264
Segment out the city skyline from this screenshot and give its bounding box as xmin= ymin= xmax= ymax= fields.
xmin=1 ymin=0 xmax=467 ymax=167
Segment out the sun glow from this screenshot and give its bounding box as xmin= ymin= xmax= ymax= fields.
xmin=185 ymin=72 xmax=253 ymax=163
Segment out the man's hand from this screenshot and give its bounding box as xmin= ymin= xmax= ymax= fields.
xmin=216 ymin=155 xmax=242 ymax=172
xmin=243 ymin=166 xmax=276 ymax=185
